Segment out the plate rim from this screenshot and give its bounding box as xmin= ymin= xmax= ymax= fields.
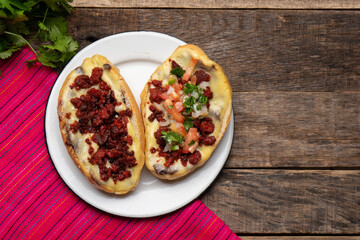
xmin=44 ymin=31 xmax=234 ymax=218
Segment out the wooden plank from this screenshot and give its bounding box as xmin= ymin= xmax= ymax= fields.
xmin=67 ymin=9 xmax=139 ymax=37
xmin=68 ymin=9 xmax=360 ymax=92
xmin=71 ymin=0 xmax=360 ymax=9
xmin=226 ymin=92 xmax=360 ymax=168
xmin=200 ymin=170 xmax=360 ymax=234
xmin=242 ymin=237 xmax=360 ymax=240
xmin=67 ymin=9 xmax=360 ymax=168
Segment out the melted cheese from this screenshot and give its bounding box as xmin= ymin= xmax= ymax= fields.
xmin=59 ymin=55 xmax=143 ymax=193
xmin=144 ymin=45 xmax=232 ymax=177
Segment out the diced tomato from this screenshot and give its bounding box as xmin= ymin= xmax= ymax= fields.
xmin=164 ymin=99 xmax=185 ymax=123
xmin=171 ymin=91 xmax=180 ymax=101
xmin=182 ymin=58 xmax=198 ymax=82
xmin=188 ymin=141 xmax=199 ymax=153
xmin=160 ymin=92 xmax=170 ymax=100
xmin=172 ymin=82 xmax=182 ymax=93
xmin=170 ymin=122 xmax=187 ymax=136
xmin=160 ymin=86 xmax=181 ymax=101
xmin=160 ymin=91 xmax=180 ymax=102
xmin=190 ymin=75 xmax=197 ymax=85
xmin=160 ymin=91 xmax=179 ymax=101
xmin=182 ymin=128 xmax=200 ymax=153
xmin=174 ymin=101 xmax=184 ymax=112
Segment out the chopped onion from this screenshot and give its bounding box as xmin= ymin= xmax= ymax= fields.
xmin=115 ymin=105 xmax=123 ymax=113
xmin=153 ymin=102 xmax=165 ymax=111
xmin=191 ymin=91 xmax=199 ymax=99
xmin=75 ymin=67 xmax=84 ymax=75
xmin=159 ymin=119 xmax=171 ymax=126
xmin=191 ymin=92 xmax=199 ymax=99
xmin=188 ymin=142 xmax=199 ymax=153
xmin=167 ymin=86 xmax=175 ymax=95
xmin=192 ymin=104 xmax=208 ymax=118
xmin=199 ymin=81 xmax=210 ymax=89
xmin=209 ymin=110 xmax=221 ymax=120
xmin=163 ymin=143 xmax=172 ymax=152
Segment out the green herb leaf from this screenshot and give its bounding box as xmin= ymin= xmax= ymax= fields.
xmin=188 ymin=140 xmax=196 ymax=146
xmin=0 ymin=46 xmax=20 ymax=59
xmin=168 ymin=105 xmax=174 ymax=109
xmin=38 ymin=22 xmax=49 ymax=31
xmin=45 ymin=17 xmax=68 ymax=42
xmin=183 ymin=83 xmax=198 ymax=94
xmin=0 ymin=9 xmax=7 ymax=18
xmin=181 ymin=83 xmax=209 ymax=114
xmin=170 ymin=67 xmax=185 ymax=77
xmin=183 ymin=118 xmax=193 ymax=132
xmin=183 ymin=96 xmax=196 ymax=113
xmin=198 ymin=94 xmax=208 ymax=105
xmin=6 ymin=0 xmax=28 ymax=11
xmin=41 ymin=0 xmax=73 ymax=14
xmin=161 ymin=131 xmax=184 ymax=145
xmin=0 ymin=0 xmax=77 ymax=71
xmin=171 ymin=145 xmax=180 ymax=151
xmin=168 ymin=78 xmax=176 ymax=85
xmin=0 ymin=0 xmax=15 ymax=14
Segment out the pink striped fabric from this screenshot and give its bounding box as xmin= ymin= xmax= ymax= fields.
xmin=0 ymin=47 xmax=239 ymax=240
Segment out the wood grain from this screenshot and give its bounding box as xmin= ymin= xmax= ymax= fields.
xmin=227 ymin=92 xmax=360 ymax=168
xmin=201 ymin=170 xmax=360 ymax=234
xmin=66 ymin=8 xmax=360 ymax=237
xmin=67 ymin=9 xmax=360 ymax=168
xmin=68 ymin=9 xmax=360 ymax=92
xmin=71 ymin=0 xmax=360 ymax=9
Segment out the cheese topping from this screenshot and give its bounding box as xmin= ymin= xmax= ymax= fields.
xmin=58 ymin=55 xmax=143 ymax=193
xmin=143 ymin=45 xmax=232 ymax=178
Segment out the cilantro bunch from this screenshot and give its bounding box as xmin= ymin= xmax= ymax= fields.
xmin=0 ymin=0 xmax=78 ymax=71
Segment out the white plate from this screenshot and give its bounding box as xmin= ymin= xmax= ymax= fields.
xmin=45 ymin=31 xmax=234 ymax=218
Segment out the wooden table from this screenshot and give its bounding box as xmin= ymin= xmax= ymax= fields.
xmin=70 ymin=1 xmax=360 ymax=239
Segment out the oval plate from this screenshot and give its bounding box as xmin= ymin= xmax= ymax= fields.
xmin=45 ymin=31 xmax=234 ymax=218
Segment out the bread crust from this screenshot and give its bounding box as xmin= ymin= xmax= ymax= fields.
xmin=58 ymin=55 xmax=144 ymax=194
xmin=141 ymin=44 xmax=232 ymax=180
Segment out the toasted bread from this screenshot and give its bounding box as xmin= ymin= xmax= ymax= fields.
xmin=58 ymin=55 xmax=144 ymax=194
xmin=140 ymin=44 xmax=232 ymax=180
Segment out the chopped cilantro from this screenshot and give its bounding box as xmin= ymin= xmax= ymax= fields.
xmin=161 ymin=131 xmax=184 ymax=152
xmin=183 ymin=83 xmax=198 ymax=94
xmin=182 ymin=84 xmax=209 ymax=114
xmin=198 ymin=94 xmax=208 ymax=105
xmin=188 ymin=140 xmax=196 ymax=146
xmin=168 ymin=78 xmax=176 ymax=85
xmin=171 ymin=145 xmax=180 ymax=151
xmin=183 ymin=96 xmax=196 ymax=113
xmin=170 ymin=67 xmax=185 ymax=77
xmin=161 ymin=131 xmax=184 ymax=145
xmin=168 ymin=105 xmax=174 ymax=109
xmin=183 ymin=118 xmax=194 ymax=132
